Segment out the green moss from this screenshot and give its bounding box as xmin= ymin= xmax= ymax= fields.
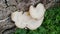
xmin=14 ymin=5 xmax=60 ymax=34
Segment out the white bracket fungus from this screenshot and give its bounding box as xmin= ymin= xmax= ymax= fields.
xmin=11 ymin=3 xmax=46 ymax=30
xmin=29 ymin=3 xmax=46 ymax=20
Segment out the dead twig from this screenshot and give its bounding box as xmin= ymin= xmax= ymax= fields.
xmin=0 ymin=17 xmax=9 ymax=22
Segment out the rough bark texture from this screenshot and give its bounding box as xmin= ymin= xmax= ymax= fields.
xmin=0 ymin=0 xmax=60 ymax=34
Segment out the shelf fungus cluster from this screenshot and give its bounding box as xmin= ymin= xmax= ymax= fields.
xmin=11 ymin=3 xmax=46 ymax=30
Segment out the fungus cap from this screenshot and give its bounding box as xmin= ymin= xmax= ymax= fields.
xmin=11 ymin=3 xmax=46 ymax=30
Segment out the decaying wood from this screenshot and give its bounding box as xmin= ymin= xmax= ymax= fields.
xmin=0 ymin=0 xmax=60 ymax=34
